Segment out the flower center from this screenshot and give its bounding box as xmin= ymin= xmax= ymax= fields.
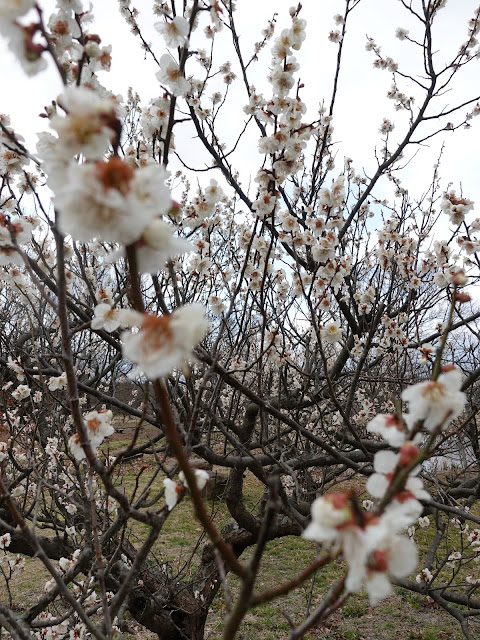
xmin=95 ymin=157 xmax=134 ymax=195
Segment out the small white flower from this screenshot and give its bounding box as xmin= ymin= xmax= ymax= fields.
xmin=379 ymin=118 xmax=394 ymax=134
xmin=0 ymin=533 xmax=11 ymax=549
xmin=155 ymin=16 xmax=189 ymax=48
xmin=395 ymin=27 xmax=409 ymax=40
xmin=156 ymin=54 xmax=190 ymax=96
xmin=402 ymin=367 xmax=466 ymax=432
xmin=7 ymin=357 xmax=24 ymax=381
xmin=122 ymin=304 xmax=208 ymax=380
xmin=68 ymin=410 xmax=115 ymax=461
xmin=55 ymin=158 xmax=171 ymax=245
xmin=132 ymin=218 xmax=192 ymax=274
xmin=367 ymin=414 xmax=406 ymax=447
xmin=47 ymin=374 xmax=67 ymax=391
xmin=364 ymin=534 xmax=418 ymax=605
xmin=59 ymin=556 xmax=73 ymax=572
xmin=91 ymin=304 xmax=122 ymax=332
xmin=50 ymin=86 xmax=119 ymax=161
xmin=44 ymin=578 xmax=56 ymax=593
xmin=179 ymin=468 xmax=210 ymax=491
xmin=303 ymin=493 xmax=357 ymax=543
xmin=416 ymin=568 xmax=433 ymax=583
xmin=447 ymin=551 xmax=462 ymax=567
xmin=321 ymin=320 xmax=342 ymax=344
xmin=328 ymin=30 xmax=343 ymax=43
xmin=11 ymin=384 xmax=31 ymax=401
xmin=163 ymin=478 xmax=180 ymax=510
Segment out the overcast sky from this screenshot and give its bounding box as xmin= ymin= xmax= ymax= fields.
xmin=2 ymin=0 xmax=480 ymax=209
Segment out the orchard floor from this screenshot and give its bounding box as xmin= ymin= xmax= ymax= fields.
xmin=2 ymin=423 xmax=476 ymax=640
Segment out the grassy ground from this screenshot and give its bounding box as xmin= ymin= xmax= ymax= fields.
xmin=2 ymin=430 xmax=473 ymax=639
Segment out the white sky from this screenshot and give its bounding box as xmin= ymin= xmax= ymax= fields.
xmin=2 ymin=0 xmax=480 ymax=208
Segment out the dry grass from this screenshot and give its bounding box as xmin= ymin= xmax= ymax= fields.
xmin=1 ymin=430 xmax=473 ymax=640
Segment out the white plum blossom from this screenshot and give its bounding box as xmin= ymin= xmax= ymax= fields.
xmin=395 ymin=27 xmax=409 ymax=40
xmin=328 ymin=30 xmax=343 ymax=43
xmin=303 ymin=493 xmax=356 ymax=542
xmin=311 ymin=236 xmax=337 ymax=263
xmin=367 ymin=414 xmax=406 ymax=447
xmin=91 ymin=304 xmax=123 ymax=332
xmin=156 ymin=54 xmax=190 ymax=96
xmin=59 ymin=549 xmax=81 ymax=573
xmin=208 ymin=294 xmax=226 ymax=315
xmin=303 ymin=493 xmax=388 ymax=596
xmin=11 ymin=384 xmax=31 ymax=401
xmin=433 ymin=272 xmax=449 ymax=289
xmin=0 ymin=533 xmax=11 ymax=549
xmin=140 ymin=96 xmax=171 ymax=138
xmin=440 ymin=190 xmax=474 ymax=226
xmin=0 ymin=213 xmax=34 ymax=265
xmin=319 ymin=175 xmax=345 ymax=211
xmin=364 ymin=534 xmax=418 ymax=605
xmin=401 ymin=366 xmax=466 ymax=432
xmin=416 ymin=568 xmax=433 ymax=583
xmin=379 ymin=118 xmax=394 ymax=134
xmin=179 ymin=468 xmax=210 ymax=491
xmin=132 ymin=218 xmax=192 ymax=274
xmin=155 ymin=16 xmax=189 ymax=48
xmin=47 ymin=373 xmax=67 ymax=391
xmin=2 ymin=22 xmax=47 ymax=75
xmin=446 ymin=551 xmax=461 ymax=567
xmin=304 ymin=487 xmax=421 ymax=606
xmin=321 ymin=320 xmax=342 ymax=343
xmin=49 ymin=87 xmax=120 ymax=161
xmin=64 ymin=502 xmax=77 ymax=515
xmin=54 ymin=157 xmax=171 ymax=244
xmin=122 ymin=304 xmax=208 ymax=380
xmin=367 ymin=447 xmax=429 ymax=504
xmin=163 ymin=478 xmax=181 ymax=510
xmin=68 ymin=410 xmax=115 ymax=461
xmin=204 ymin=179 xmax=224 ymax=204
xmin=7 ymin=357 xmax=25 ymax=381
xmin=91 ymin=305 xmax=142 ymax=333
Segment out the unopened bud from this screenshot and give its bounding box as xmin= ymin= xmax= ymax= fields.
xmin=441 ymin=364 xmax=456 ymax=373
xmin=399 ymin=441 xmax=420 ymax=467
xmin=85 ymin=41 xmax=101 ymax=58
xmin=452 ymin=272 xmax=468 ymax=286
xmin=455 ymin=292 xmax=471 ymax=303
xmin=169 ymin=200 xmax=181 ymax=216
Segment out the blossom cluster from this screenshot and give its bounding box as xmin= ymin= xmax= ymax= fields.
xmin=304 ymin=366 xmax=467 ymax=605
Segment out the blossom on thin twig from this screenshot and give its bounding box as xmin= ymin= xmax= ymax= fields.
xmin=122 ymin=304 xmax=208 ymax=380
xmin=68 ymin=410 xmax=115 ymax=461
xmin=156 ymin=54 xmax=190 ymax=96
xmin=401 ymin=367 xmax=466 ymax=432
xmin=54 ymin=157 xmax=171 ymax=244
